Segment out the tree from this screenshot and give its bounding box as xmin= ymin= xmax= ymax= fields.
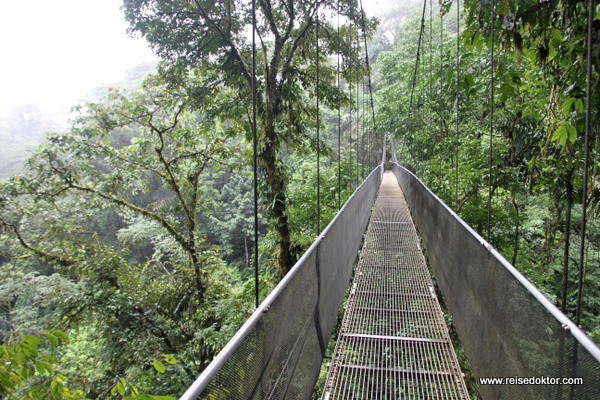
xmin=0 ymin=331 xmax=87 ymax=400
xmin=123 ymin=0 xmax=377 ymax=276
xmin=209 ymin=173 xmax=266 ymax=274
xmin=0 ymin=75 xmax=249 ymax=394
xmin=457 ymin=0 xmax=599 ymax=320
xmin=378 ymin=1 xmax=600 ymax=339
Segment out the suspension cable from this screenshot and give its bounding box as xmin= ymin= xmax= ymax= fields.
xmin=251 ymin=0 xmax=259 ymax=308
xmin=409 ymin=1 xmax=428 ymax=122
xmin=337 ymin=0 xmax=341 ymax=209
xmin=428 ymin=0 xmax=433 ymax=176
xmin=349 ymin=25 xmax=354 ymax=189
xmin=419 ymin=20 xmax=424 ymax=172
xmin=316 ymin=4 xmax=321 ymax=235
xmin=429 ymin=0 xmax=433 ymax=116
xmin=357 ymin=61 xmax=363 ymax=180
xmin=576 ymin=0 xmax=594 ymax=326
xmin=455 ymin=0 xmax=460 ymax=208
xmin=487 ymin=0 xmax=495 ymax=240
xmin=355 ymin=21 xmax=360 ymax=186
xmin=359 ymin=0 xmax=378 ymax=166
xmin=439 ymin=7 xmax=444 ymax=177
xmin=361 ymin=78 xmax=365 ymax=178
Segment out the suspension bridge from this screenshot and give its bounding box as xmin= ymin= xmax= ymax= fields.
xmin=179 ymin=161 xmax=600 ymax=399
xmin=179 ymin=0 xmax=600 ymax=397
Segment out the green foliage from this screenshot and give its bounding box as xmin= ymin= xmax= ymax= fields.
xmin=0 ymin=331 xmax=87 ymax=400
xmin=208 ymin=172 xmax=266 ymax=275
xmin=0 ymin=72 xmax=254 ymax=396
xmin=123 ymin=0 xmax=378 ymax=276
xmin=105 ymin=356 xmax=176 ymax=400
xmin=376 ymin=0 xmax=599 ymax=342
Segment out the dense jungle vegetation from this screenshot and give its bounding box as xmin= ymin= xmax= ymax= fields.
xmin=377 ymin=0 xmax=600 ymax=342
xmin=0 ymin=0 xmax=598 ymax=398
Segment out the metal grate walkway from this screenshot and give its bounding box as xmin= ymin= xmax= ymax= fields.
xmin=323 ymin=171 xmax=469 ymax=400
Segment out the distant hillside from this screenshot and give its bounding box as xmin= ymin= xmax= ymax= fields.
xmin=86 ymin=61 xmax=158 ymax=101
xmin=0 ymin=61 xmax=157 ymax=179
xmin=0 ymin=103 xmax=56 ymax=179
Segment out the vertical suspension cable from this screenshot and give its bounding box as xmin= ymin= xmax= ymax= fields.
xmin=348 ymin=8 xmax=355 ymax=189
xmin=409 ymin=0 xmax=428 ymax=115
xmin=356 ymin=22 xmax=359 ymax=181
xmin=359 ymin=0 xmax=378 ymax=166
xmin=409 ymin=0 xmax=428 ymax=173
xmin=359 ymin=75 xmax=364 ymax=180
xmin=429 ymin=0 xmax=433 ymax=103
xmin=439 ymin=10 xmax=444 ymax=178
xmin=365 ymin=81 xmax=370 ymax=170
xmin=252 ymin=0 xmax=259 ymax=308
xmin=349 ymin=27 xmax=354 ymax=189
xmin=455 ymin=0 xmax=460 ymax=208
xmin=576 ymin=0 xmax=594 ymax=326
xmin=487 ymin=0 xmax=495 ymax=240
xmin=362 ymin=80 xmax=366 ymax=177
xmin=363 ymin=76 xmax=367 ymax=174
xmin=355 ymin=22 xmax=360 ymax=186
xmin=316 ymin=5 xmax=321 ymax=235
xmin=337 ymin=1 xmax=341 ymax=209
xmin=428 ymin=0 xmax=433 ymax=176
xmin=419 ymin=23 xmax=423 ymax=174
xmin=361 ymin=59 xmax=366 ymax=173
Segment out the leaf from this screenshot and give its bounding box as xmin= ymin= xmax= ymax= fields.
xmin=45 ymin=333 xmax=59 ymax=347
xmin=51 ymin=376 xmax=65 ymax=399
xmin=162 ymin=354 xmax=177 ymax=365
xmin=22 ymin=338 xmax=39 ymax=358
xmin=567 ymin=124 xmax=577 ymax=144
xmin=559 ymin=131 xmax=567 ymax=147
xmin=561 ymin=98 xmax=576 ymax=118
xmin=153 ymin=359 xmax=166 ymax=373
xmin=41 ymin=355 xmax=57 ymax=363
xmin=35 ymin=362 xmax=46 ymax=375
xmin=473 ymin=31 xmax=484 ymax=52
xmin=35 ymin=361 xmax=54 ymax=375
xmin=53 ymin=330 xmax=70 ymax=344
xmin=116 ymin=380 xmax=125 ymax=396
xmin=551 ymin=125 xmax=567 ymax=145
xmin=547 ymin=43 xmax=556 ymax=61
xmin=551 ymin=29 xmax=563 ymax=41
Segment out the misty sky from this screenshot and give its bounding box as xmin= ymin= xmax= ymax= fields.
xmin=0 ymin=0 xmax=156 ymax=118
xmin=0 ymin=0 xmax=391 ymax=120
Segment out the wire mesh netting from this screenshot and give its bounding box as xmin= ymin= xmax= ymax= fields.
xmin=391 ymin=163 xmax=600 ymax=399
xmin=323 ymin=171 xmax=469 ymax=400
xmin=180 ymin=166 xmax=383 ymax=400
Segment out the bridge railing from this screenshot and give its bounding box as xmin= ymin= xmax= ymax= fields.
xmin=392 ymin=163 xmax=600 ymax=399
xmin=181 ymin=165 xmax=384 ymax=400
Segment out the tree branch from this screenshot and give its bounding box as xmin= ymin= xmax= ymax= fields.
xmin=66 ymin=181 xmax=190 ymax=255
xmin=259 ymin=0 xmax=281 ymax=42
xmin=280 ymin=13 xmax=316 ymax=84
xmin=3 ymin=222 xmax=75 ymax=267
xmin=89 ymin=142 xmax=167 ymax=179
xmin=192 ymin=0 xmax=252 ymax=87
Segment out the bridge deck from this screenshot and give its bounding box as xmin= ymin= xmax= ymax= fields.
xmin=323 ymin=171 xmax=469 ymax=400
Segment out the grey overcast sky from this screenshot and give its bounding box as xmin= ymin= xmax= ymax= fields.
xmin=0 ymin=0 xmax=391 ymax=119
